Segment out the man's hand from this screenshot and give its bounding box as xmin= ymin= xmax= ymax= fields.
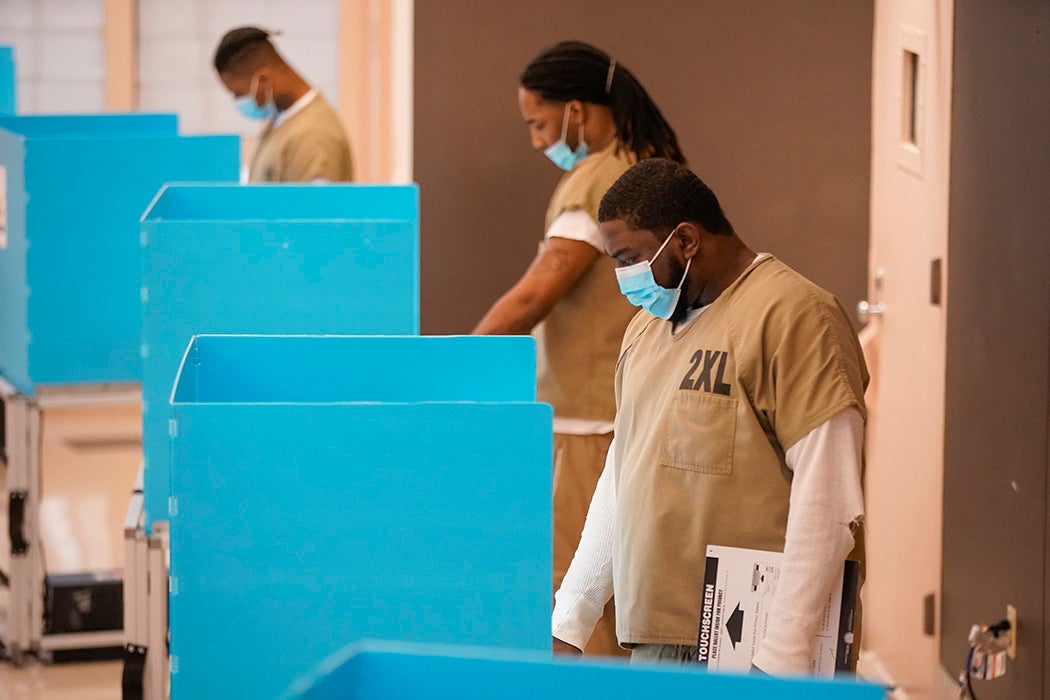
xmin=553 ymin=636 xmax=583 ymax=655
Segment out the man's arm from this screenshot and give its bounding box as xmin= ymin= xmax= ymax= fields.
xmin=473 ymin=236 xmax=599 ymax=335
xmin=751 ymin=407 xmax=865 ymax=675
xmin=552 ymin=438 xmax=618 ymax=652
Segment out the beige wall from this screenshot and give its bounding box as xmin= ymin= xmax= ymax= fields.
xmin=413 ymin=0 xmax=873 ymax=334
xmin=863 ymin=1 xmax=953 ymax=698
xmin=340 ymin=0 xmax=413 ymax=183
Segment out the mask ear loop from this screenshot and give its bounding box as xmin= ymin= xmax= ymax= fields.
xmin=248 ymin=73 xmax=261 ymax=104
xmin=560 ymin=103 xmax=586 ymax=151
xmin=654 ymin=227 xmax=692 ymax=293
xmin=675 ymin=256 xmax=692 ymax=291
xmin=251 ymin=72 xmax=275 ymax=114
xmin=650 ymin=226 xmax=680 ymax=264
xmin=559 ymin=104 xmax=571 ymax=143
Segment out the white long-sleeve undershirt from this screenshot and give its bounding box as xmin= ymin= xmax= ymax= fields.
xmin=551 ymin=407 xmax=865 ymax=675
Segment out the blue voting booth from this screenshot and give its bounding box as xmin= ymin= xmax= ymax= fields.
xmin=0 ymin=114 xmax=238 ymax=394
xmin=139 ymin=184 xmax=420 ymax=527
xmin=167 ymin=334 xmax=552 ymax=699
xmin=0 ymin=46 xmax=14 ymax=114
xmin=288 ymin=642 xmax=886 ymax=700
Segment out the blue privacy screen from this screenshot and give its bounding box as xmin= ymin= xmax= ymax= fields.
xmin=139 ymin=183 xmax=420 ymax=527
xmin=0 ymin=113 xmax=237 ymax=393
xmin=290 ymin=642 xmax=886 ymax=700
xmin=167 ymin=334 xmax=551 ymax=699
xmin=0 ymin=46 xmax=14 ymax=114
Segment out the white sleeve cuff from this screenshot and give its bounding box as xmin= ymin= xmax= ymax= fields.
xmin=545 ymin=209 xmax=604 ymax=253
xmin=751 ymin=609 xmax=819 ymax=674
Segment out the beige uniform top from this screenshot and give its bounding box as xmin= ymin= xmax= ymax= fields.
xmin=248 ymin=92 xmax=353 ymax=182
xmin=533 ymin=141 xmax=638 ymax=422
xmin=612 ymin=255 xmax=868 ymax=645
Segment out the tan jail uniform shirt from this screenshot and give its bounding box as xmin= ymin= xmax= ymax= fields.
xmin=248 ymin=90 xmax=353 ymax=183
xmin=534 ymin=140 xmax=638 ymax=422
xmin=612 ymin=255 xmax=868 ymax=645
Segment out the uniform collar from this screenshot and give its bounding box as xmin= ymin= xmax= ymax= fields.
xmin=272 ymin=87 xmax=319 ymax=129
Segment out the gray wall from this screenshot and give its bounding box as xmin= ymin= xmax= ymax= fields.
xmin=414 ymin=1 xmax=873 ymax=334
xmin=942 ymin=2 xmax=1050 ymax=698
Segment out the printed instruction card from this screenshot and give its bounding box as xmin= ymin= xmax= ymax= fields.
xmin=697 ymin=544 xmax=859 ymax=677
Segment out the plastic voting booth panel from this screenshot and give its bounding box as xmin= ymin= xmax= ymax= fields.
xmin=0 ymin=114 xmax=238 ymax=394
xmin=0 ymin=46 xmax=14 ymax=114
xmin=289 ymin=642 xmax=887 ymax=700
xmin=140 ymin=184 xmax=420 ymax=528
xmin=167 ymin=334 xmax=552 ymax=700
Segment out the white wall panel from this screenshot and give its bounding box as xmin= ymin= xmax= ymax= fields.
xmin=0 ymin=0 xmax=105 ymax=114
xmin=138 ymin=0 xmax=341 ymax=136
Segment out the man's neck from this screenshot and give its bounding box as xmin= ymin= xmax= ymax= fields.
xmin=274 ymin=74 xmax=312 ymax=112
xmin=692 ymin=243 xmax=758 ymax=308
xmin=583 ymin=105 xmax=618 ymax=152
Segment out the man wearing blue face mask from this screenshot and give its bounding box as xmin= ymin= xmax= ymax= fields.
xmin=473 ymin=41 xmax=685 ymax=658
xmin=213 ymin=26 xmax=352 ymax=182
xmin=553 ymin=158 xmax=869 ymax=676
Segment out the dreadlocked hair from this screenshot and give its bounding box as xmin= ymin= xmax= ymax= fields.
xmin=519 ymin=40 xmax=686 ymax=165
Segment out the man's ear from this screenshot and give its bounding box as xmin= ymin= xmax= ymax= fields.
xmin=567 ymin=99 xmax=586 ymax=124
xmin=674 ymin=222 xmax=702 ymax=258
xmin=254 ymin=67 xmax=274 ymax=99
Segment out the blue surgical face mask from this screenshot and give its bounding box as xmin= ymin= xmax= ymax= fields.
xmin=614 ymin=228 xmax=692 ymax=319
xmin=544 ymin=104 xmax=589 ymax=171
xmin=235 ymin=73 xmax=276 ymax=121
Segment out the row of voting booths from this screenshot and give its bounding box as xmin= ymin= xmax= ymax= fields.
xmin=0 ymin=51 xmax=883 ymax=700
xmin=0 ymin=111 xmax=239 ymax=668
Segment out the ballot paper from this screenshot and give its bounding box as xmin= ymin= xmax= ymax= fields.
xmin=696 ymin=545 xmax=859 ymax=677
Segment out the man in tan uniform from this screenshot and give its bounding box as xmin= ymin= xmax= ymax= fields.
xmin=552 ymin=158 xmax=868 ymax=675
xmin=213 ymin=26 xmax=352 ymax=182
xmin=473 ymin=42 xmax=686 ymax=656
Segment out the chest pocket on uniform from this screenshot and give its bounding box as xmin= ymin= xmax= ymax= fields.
xmin=659 ymin=391 xmax=737 ymax=475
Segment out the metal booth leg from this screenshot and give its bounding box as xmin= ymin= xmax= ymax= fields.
xmin=1 ymin=384 xmax=39 ymax=665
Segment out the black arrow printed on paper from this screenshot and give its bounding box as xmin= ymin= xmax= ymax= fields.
xmin=726 ymin=603 xmax=744 ymax=649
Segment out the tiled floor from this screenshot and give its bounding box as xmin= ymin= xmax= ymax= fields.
xmin=0 ymin=658 xmax=122 ymax=700
xmin=1 ymin=401 xmax=141 ymax=700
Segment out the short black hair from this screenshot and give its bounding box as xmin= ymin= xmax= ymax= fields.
xmin=598 ymin=158 xmax=734 ymax=236
xmin=213 ymin=26 xmax=272 ymax=73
